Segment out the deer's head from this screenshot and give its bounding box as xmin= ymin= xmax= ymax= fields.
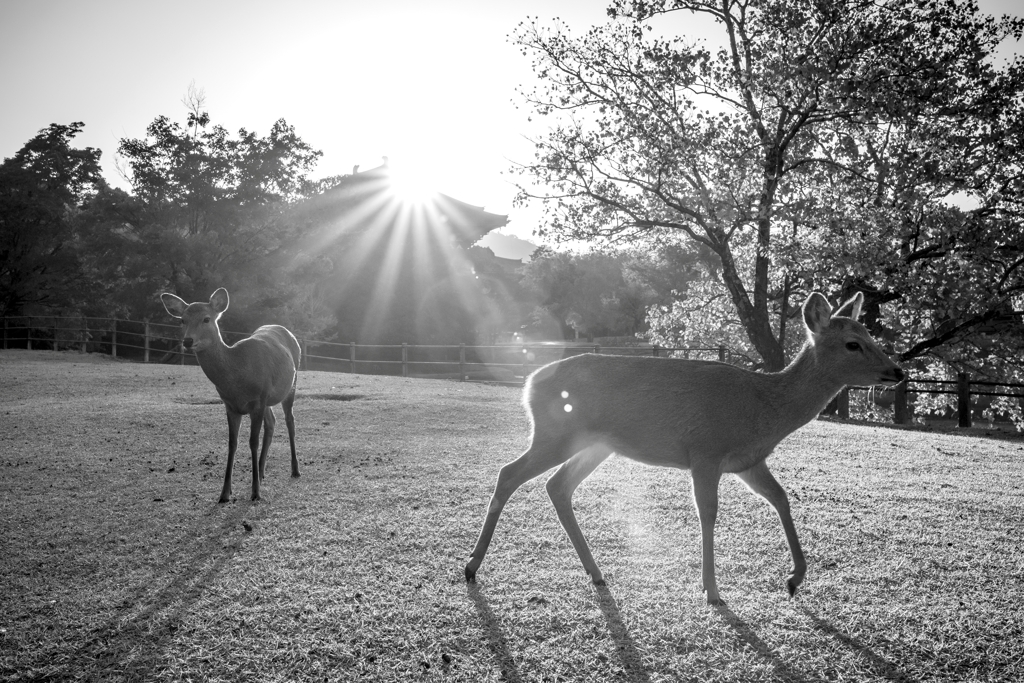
xmin=160 ymin=288 xmax=230 ymax=353
xmin=803 ymin=292 xmax=905 ymax=387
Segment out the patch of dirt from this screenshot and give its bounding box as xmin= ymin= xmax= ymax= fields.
xmin=303 ymin=392 xmax=364 ymax=401
xmin=172 ymin=397 xmax=223 ymax=405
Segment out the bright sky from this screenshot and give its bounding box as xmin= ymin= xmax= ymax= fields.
xmin=1 ymin=0 xmax=1020 ymax=258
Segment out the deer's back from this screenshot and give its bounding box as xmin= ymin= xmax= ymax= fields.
xmin=249 ymin=325 xmax=301 ymax=369
xmin=204 ymin=325 xmax=299 ymax=413
xmin=525 ymin=353 xmax=804 ymax=472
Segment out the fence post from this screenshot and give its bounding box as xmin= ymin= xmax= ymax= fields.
xmin=144 ymin=323 xmax=150 ymax=363
xmin=957 ymin=372 xmax=972 ymax=428
xmin=459 ymin=343 xmax=466 ymax=381
xmin=652 ymin=344 xmax=659 ymax=357
xmin=3 ymin=317 xmax=6 ymax=349
xmin=402 ymin=343 xmax=408 ymax=377
xmin=350 ymin=342 xmax=356 ymax=373
xmin=594 ymin=344 xmax=600 ymax=355
xmin=27 ymin=317 xmax=32 ymax=351
xmin=837 ymin=388 xmax=850 ymax=419
xmin=111 ymin=320 xmax=117 ymax=358
xmin=719 ymin=345 xmax=726 ymax=362
xmin=53 ymin=319 xmax=58 ymax=351
xmin=300 ymin=339 xmax=308 ymax=371
xmin=894 ymin=380 xmax=909 ymax=424
xmin=522 ymin=345 xmax=529 ymax=380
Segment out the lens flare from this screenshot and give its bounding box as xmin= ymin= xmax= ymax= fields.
xmin=387 ymin=163 xmax=437 ymax=205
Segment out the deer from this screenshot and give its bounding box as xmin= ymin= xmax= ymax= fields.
xmin=160 ymin=288 xmax=301 ymax=503
xmin=464 ymin=292 xmax=905 ymax=605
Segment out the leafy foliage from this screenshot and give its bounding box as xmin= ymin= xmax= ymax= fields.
xmin=512 ymin=0 xmax=1024 ymax=382
xmin=0 ymin=123 xmax=104 ymax=315
xmin=90 ymin=106 xmax=334 ymax=335
xmin=517 ymin=246 xmax=697 ymax=340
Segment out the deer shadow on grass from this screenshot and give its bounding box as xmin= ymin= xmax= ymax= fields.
xmin=465 ymin=582 xmax=652 ymax=683
xmin=593 ymin=584 xmax=652 ymax=683
xmin=798 ymin=606 xmax=912 ymax=682
xmin=466 ymin=583 xmax=524 ymax=683
xmin=70 ymin=500 xmax=266 ymax=679
xmin=713 ymin=603 xmax=911 ymax=683
xmin=713 ymin=604 xmax=811 ymax=683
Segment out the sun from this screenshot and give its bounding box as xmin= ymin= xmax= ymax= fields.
xmin=386 ymin=160 xmax=437 ymax=204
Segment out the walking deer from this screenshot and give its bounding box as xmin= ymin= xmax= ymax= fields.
xmin=464 ymin=292 xmax=904 ymax=604
xmin=161 ymin=288 xmax=301 ymax=503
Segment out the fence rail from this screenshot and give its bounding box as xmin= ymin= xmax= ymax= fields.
xmin=835 ymin=375 xmax=1024 ymax=429
xmin=3 ymin=315 xmax=1022 ymax=429
xmin=0 ymin=315 xmax=729 ymax=380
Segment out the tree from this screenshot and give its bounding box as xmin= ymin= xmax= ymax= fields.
xmin=512 ymin=0 xmax=1023 ymax=370
xmin=93 ymin=102 xmax=334 ymax=335
xmin=0 ymin=122 xmax=104 ymax=316
xmin=517 ymin=247 xmax=681 ymax=340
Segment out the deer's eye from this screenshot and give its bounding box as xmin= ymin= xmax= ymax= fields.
xmin=203 ymin=316 xmax=211 ymax=323
xmin=845 ymin=342 xmax=861 ymax=352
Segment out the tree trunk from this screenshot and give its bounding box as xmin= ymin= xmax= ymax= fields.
xmin=716 ymin=244 xmax=785 ymax=370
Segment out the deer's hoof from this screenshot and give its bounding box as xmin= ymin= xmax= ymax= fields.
xmin=464 ymin=566 xmax=477 ymax=583
xmin=703 ymin=586 xmax=724 ymax=606
xmin=787 ymin=578 xmax=800 ymax=598
xmin=292 ymin=472 xmax=301 ymax=478
xmin=591 ymin=577 xmax=606 ymax=587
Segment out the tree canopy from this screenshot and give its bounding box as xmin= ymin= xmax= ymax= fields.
xmin=0 ymin=122 xmax=104 ymax=316
xmin=88 ymin=102 xmax=336 ymax=334
xmin=512 ymin=0 xmax=1024 ymax=373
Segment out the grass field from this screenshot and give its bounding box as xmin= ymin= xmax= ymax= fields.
xmin=1 ymin=349 xmax=1022 ymax=682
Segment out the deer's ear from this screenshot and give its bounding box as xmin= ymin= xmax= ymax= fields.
xmin=161 ymin=293 xmax=187 ymax=318
xmin=833 ymin=291 xmax=864 ymax=320
xmin=210 ymin=288 xmax=229 ymax=314
xmin=803 ymin=292 xmax=833 ymax=336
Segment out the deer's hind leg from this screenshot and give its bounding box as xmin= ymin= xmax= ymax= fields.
xmin=282 ymin=388 xmax=299 ymax=477
xmin=546 ymin=444 xmax=613 ymax=584
xmin=735 ymin=459 xmax=806 ymax=597
xmin=258 ymin=405 xmax=276 ymax=482
xmin=465 ymin=431 xmax=576 ymax=582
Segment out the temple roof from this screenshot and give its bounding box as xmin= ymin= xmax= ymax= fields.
xmin=295 ymin=163 xmax=508 ymax=249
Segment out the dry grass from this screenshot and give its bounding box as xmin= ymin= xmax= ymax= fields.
xmin=1 ymin=349 xmax=1022 ymax=682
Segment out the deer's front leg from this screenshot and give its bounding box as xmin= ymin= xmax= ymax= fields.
xmin=736 ymin=460 xmax=806 ymax=597
xmin=283 ymin=389 xmax=299 ymax=478
xmin=248 ymin=410 xmax=265 ymax=501
xmin=221 ymin=410 xmax=243 ymax=503
xmin=691 ymin=465 xmax=723 ymax=605
xmin=258 ymin=406 xmax=275 ymax=482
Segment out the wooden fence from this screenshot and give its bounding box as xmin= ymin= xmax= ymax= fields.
xmin=3 ymin=315 xmax=1022 ymax=429
xmin=0 ymin=315 xmax=728 ymax=380
xmin=832 ymin=376 xmax=1023 ymax=429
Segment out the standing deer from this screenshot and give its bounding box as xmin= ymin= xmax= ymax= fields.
xmin=161 ymin=288 xmax=301 ymax=503
xmin=464 ymin=292 xmax=904 ymax=604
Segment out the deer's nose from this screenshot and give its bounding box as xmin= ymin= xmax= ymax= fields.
xmin=892 ymin=366 xmax=906 ymax=382
xmin=182 ymin=337 xmax=194 ymax=349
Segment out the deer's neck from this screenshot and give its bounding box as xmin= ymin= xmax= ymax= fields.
xmin=769 ymin=343 xmax=847 ymax=430
xmin=194 ymin=329 xmax=238 ymax=390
